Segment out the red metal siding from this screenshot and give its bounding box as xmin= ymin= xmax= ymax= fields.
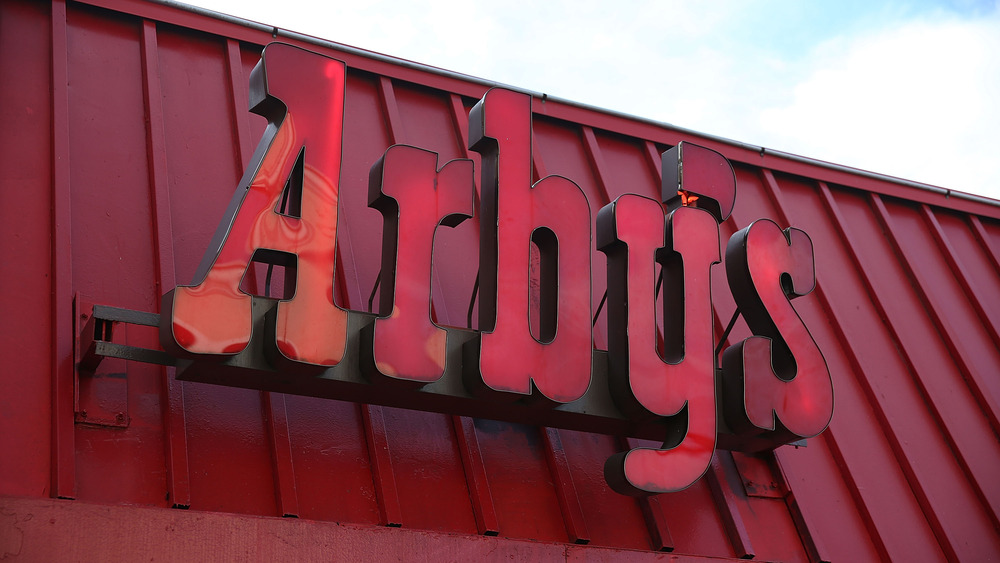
xmin=2 ymin=1 xmax=999 ymax=560
xmin=0 ymin=0 xmax=55 ymax=502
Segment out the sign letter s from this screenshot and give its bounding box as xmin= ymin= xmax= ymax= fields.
xmin=722 ymin=220 xmax=833 ymax=445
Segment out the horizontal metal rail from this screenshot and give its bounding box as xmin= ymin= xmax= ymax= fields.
xmin=78 ymin=300 xmax=806 ymax=451
xmin=79 ymin=305 xmax=176 ymax=370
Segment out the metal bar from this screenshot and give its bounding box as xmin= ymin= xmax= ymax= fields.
xmin=771 ymin=449 xmax=834 ymax=563
xmin=809 ymin=433 xmax=891 ymax=560
xmin=78 ymin=309 xmax=103 ymax=372
xmin=367 ymin=270 xmax=381 ymax=314
xmin=705 ymin=454 xmax=755 ymax=559
xmin=623 ymin=438 xmax=674 ymax=552
xmin=592 ymin=290 xmax=607 ymax=328
xmin=92 ymin=304 xmax=159 ymax=327
xmin=446 ymin=90 xmax=483 ymax=245
xmin=448 ymin=93 xmax=471 ymax=154
xmin=447 ymin=93 xmax=479 ymax=199
xmin=141 ymin=19 xmax=191 ymax=508
xmin=729 ymin=451 xmax=782 ymax=499
xmin=580 ymin=126 xmax=614 ymax=205
xmin=74 ymin=293 xmax=135 ymax=429
xmin=641 ymin=140 xmax=663 ymax=180
xmin=50 ymin=0 xmax=75 ymax=501
xmin=225 ymin=38 xmax=255 ymax=171
xmin=466 ymin=273 xmax=479 ymax=330
xmin=646 ymin=141 xmax=669 ymax=370
xmin=361 ymin=404 xmax=403 ymax=527
xmin=540 ymin=427 xmax=590 ymax=544
xmin=263 ymin=392 xmax=300 ymax=517
xmin=920 ymin=204 xmax=1000 ymax=351
xmin=377 ymin=75 xmax=404 ymax=145
xmin=361 ymin=76 xmax=402 ymax=529
xmin=530 ymin=131 xmax=548 ymax=180
xmin=637 ymin=495 xmax=674 ymax=552
xmin=425 ymin=93 xmax=462 ymax=328
xmin=447 ymin=93 xmax=482 ymax=333
xmin=331 ymin=189 xmax=366 ymax=310
xmin=968 ymin=215 xmax=1000 ymax=276
xmin=580 ymin=126 xmax=613 ymax=348
xmin=452 ymin=416 xmax=500 ymax=536
xmin=89 ymin=341 xmax=176 ymax=367
xmin=715 ymin=307 xmax=741 ymax=365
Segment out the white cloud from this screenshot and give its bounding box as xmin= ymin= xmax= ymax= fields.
xmin=754 ymin=13 xmax=1000 ymax=198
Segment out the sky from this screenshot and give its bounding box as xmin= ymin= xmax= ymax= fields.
xmin=179 ymin=0 xmax=1000 ymax=202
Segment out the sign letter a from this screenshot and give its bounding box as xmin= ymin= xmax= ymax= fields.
xmin=161 ymin=43 xmax=348 ymax=369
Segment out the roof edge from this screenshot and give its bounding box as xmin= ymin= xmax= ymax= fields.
xmin=147 ymin=0 xmax=998 ymax=211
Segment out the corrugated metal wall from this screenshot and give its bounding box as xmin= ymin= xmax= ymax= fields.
xmin=2 ymin=1 xmax=999 ymax=560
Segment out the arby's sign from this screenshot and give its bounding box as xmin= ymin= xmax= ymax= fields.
xmin=159 ymin=43 xmax=833 ymax=496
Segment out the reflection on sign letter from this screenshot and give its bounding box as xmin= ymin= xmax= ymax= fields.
xmin=367 ymin=145 xmax=474 ymax=382
xmin=466 ymin=88 xmax=592 ymax=403
xmin=661 ymin=141 xmax=736 ymax=223
xmin=598 ymin=195 xmax=719 ymax=494
xmin=722 ymin=219 xmax=833 ymax=445
xmin=160 ymin=43 xmax=348 ymax=370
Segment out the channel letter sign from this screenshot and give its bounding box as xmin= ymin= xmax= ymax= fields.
xmin=159 ymin=43 xmax=833 ymax=495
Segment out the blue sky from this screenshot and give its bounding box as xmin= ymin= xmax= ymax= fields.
xmin=182 ymin=0 xmax=1000 ymax=201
